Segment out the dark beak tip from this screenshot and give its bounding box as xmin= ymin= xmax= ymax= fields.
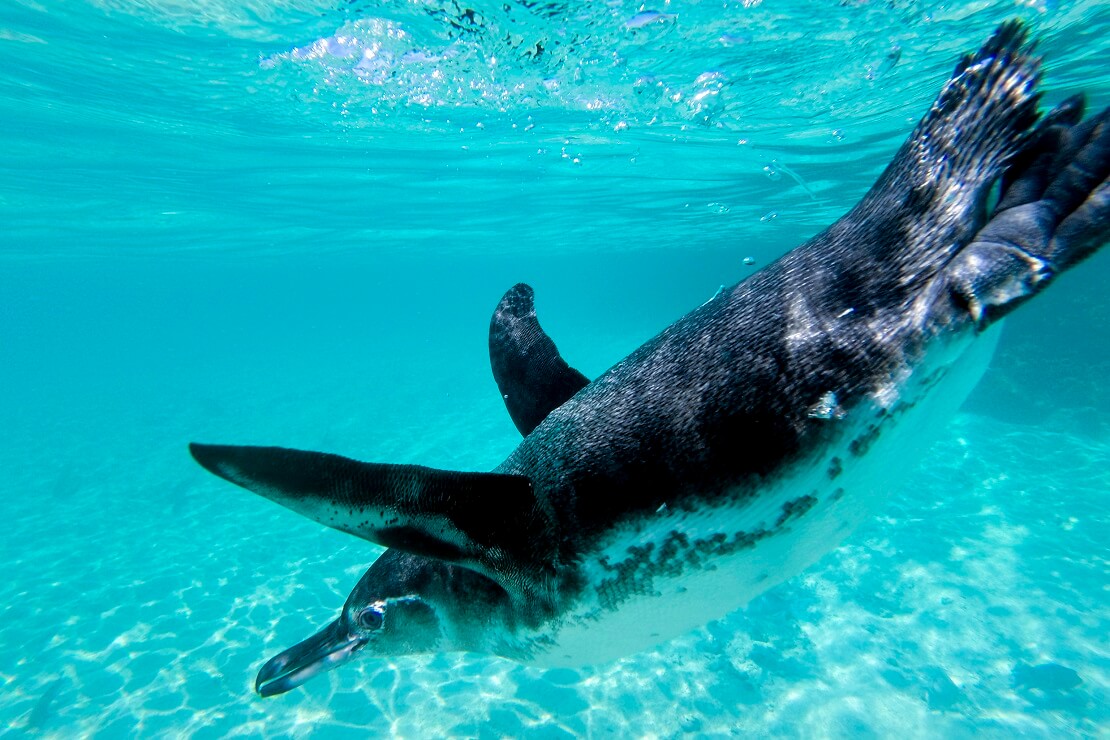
xmin=256 ymin=680 xmax=283 ymax=698
xmin=254 ymin=652 xmax=293 ymax=697
xmin=254 ymin=670 xmax=293 ymax=698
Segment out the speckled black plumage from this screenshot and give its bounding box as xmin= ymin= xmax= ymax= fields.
xmin=498 ymin=21 xmax=1054 ymax=557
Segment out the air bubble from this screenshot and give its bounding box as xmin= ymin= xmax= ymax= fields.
xmin=625 ymin=10 xmax=677 ymax=29
xmin=718 ymin=32 xmax=752 ymax=46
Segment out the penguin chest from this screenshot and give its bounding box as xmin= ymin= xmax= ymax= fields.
xmin=521 ymin=325 xmax=1001 ymax=667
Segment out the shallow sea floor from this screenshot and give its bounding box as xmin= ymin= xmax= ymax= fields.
xmin=1 ymin=406 xmax=1105 ymax=738
xmin=2 ymin=1 xmax=1109 ymax=737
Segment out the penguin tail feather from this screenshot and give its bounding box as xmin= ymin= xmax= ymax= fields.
xmin=831 ymin=21 xmax=1043 ymax=281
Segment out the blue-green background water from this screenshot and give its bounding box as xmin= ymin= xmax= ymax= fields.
xmin=2 ymin=0 xmax=1108 ymax=736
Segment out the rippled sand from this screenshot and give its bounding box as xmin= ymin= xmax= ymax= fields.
xmin=1 ymin=406 xmax=1104 ymax=738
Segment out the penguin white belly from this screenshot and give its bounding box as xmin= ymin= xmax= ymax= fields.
xmin=528 ymin=324 xmax=1002 ymax=667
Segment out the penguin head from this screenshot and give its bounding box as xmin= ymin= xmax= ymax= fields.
xmin=253 ymin=549 xmax=509 ymax=696
xmin=337 ymin=562 xmax=444 ymax=658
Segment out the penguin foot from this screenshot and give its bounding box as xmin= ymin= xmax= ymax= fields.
xmin=947 ymin=95 xmax=1110 ymax=326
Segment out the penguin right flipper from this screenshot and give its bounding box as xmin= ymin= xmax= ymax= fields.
xmin=489 ymin=283 xmax=589 ymax=436
xmin=188 ymin=443 xmax=555 ymax=600
xmin=946 ymin=95 xmax=1110 ymax=326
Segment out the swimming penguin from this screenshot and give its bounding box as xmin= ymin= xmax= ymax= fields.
xmin=189 ymin=22 xmax=1110 ymax=696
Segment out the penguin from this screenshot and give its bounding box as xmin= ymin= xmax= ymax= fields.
xmin=189 ymin=21 xmax=1110 ymax=695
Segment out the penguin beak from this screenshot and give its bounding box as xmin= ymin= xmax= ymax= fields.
xmin=254 ymin=618 xmax=366 ymax=697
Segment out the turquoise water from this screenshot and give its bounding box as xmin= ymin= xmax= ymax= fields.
xmin=2 ymin=0 xmax=1108 ymax=736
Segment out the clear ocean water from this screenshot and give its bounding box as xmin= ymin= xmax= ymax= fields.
xmin=2 ymin=0 xmax=1108 ymax=737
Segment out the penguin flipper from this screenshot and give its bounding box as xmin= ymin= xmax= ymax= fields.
xmin=189 ymin=443 xmax=553 ymax=595
xmin=489 ymin=283 xmax=589 ymax=436
xmin=945 ymin=95 xmax=1110 ymax=326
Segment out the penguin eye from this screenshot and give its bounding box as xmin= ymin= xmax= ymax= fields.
xmin=357 ymin=607 xmax=384 ymax=631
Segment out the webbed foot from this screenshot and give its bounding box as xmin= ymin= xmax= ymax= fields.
xmin=948 ymin=96 xmax=1110 ymax=326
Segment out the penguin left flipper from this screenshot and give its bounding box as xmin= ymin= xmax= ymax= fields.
xmin=489 ymin=283 xmax=589 ymax=436
xmin=946 ymin=96 xmax=1110 ymax=326
xmin=188 ymin=443 xmax=554 ymax=599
